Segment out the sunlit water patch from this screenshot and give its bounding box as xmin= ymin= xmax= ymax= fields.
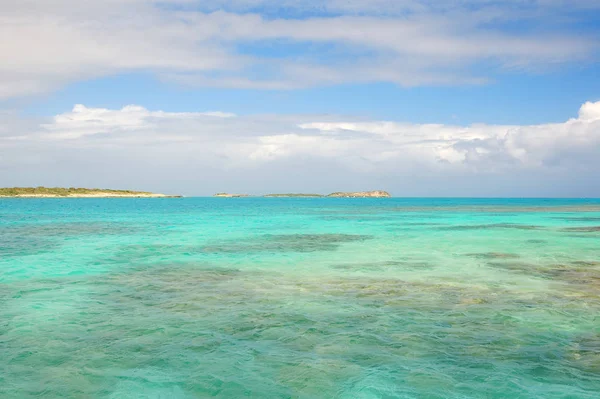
xmin=1 ymin=198 xmax=600 ymax=398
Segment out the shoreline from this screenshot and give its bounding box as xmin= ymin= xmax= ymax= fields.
xmin=0 ymin=194 xmax=181 ymax=198
xmin=0 ymin=187 xmax=181 ymax=198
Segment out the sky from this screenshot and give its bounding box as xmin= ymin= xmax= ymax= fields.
xmin=1 ymin=0 xmax=599 ymax=197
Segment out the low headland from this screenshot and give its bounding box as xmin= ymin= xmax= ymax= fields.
xmin=214 ymin=190 xmax=391 ymax=198
xmin=0 ymin=187 xmax=182 ymax=198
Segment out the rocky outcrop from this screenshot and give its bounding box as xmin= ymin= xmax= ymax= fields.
xmin=326 ymin=190 xmax=391 ymax=198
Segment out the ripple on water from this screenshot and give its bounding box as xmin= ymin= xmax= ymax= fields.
xmin=3 ymin=198 xmax=600 ymax=398
xmin=3 ymin=267 xmax=600 ymax=398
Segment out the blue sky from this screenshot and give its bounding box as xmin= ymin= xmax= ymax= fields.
xmin=1 ymin=0 xmax=600 ymax=196
xmin=20 ymin=66 xmax=600 ymax=125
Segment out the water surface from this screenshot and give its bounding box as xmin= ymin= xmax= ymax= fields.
xmin=1 ymin=198 xmax=600 ymax=398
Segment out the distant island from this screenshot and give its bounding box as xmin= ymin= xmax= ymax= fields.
xmin=0 ymin=187 xmax=181 ymax=198
xmin=326 ymin=191 xmax=391 ymax=198
xmin=264 ymin=193 xmax=324 ymax=198
xmin=214 ymin=190 xmax=391 ymax=198
xmin=213 ymin=193 xmax=250 ymax=198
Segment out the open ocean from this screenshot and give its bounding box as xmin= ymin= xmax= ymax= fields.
xmin=1 ymin=197 xmax=600 ymax=398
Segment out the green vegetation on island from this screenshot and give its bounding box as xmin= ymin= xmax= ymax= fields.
xmin=0 ymin=187 xmax=181 ymax=198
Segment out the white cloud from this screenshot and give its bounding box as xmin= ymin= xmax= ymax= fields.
xmin=1 ymin=100 xmax=599 ymax=196
xmin=579 ymin=101 xmax=600 ymax=121
xmin=157 ymin=0 xmax=600 ymax=15
xmin=0 ymin=0 xmax=596 ymax=98
xmin=40 ymin=104 xmax=235 ymax=139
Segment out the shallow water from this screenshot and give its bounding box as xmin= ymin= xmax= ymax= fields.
xmin=1 ymin=198 xmax=600 ymax=398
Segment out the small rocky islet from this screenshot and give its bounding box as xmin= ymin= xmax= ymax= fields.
xmin=214 ymin=190 xmax=391 ymax=198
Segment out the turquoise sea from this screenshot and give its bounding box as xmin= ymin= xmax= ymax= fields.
xmin=1 ymin=198 xmax=600 ymax=398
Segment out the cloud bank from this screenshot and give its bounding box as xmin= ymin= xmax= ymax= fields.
xmin=0 ymin=0 xmax=597 ymax=98
xmin=1 ymin=101 xmax=599 ymax=196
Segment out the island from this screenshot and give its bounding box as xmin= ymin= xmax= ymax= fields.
xmin=264 ymin=193 xmax=324 ymax=198
xmin=0 ymin=187 xmax=181 ymax=198
xmin=213 ymin=190 xmax=391 ymax=198
xmin=327 ymin=191 xmax=391 ymax=198
xmin=213 ymin=193 xmax=250 ymax=198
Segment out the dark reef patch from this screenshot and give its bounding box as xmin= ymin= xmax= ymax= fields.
xmin=487 ymin=261 xmax=538 ymax=274
xmin=561 ymin=226 xmax=600 ymax=233
xmin=567 ymin=334 xmax=600 ymax=373
xmin=104 ymin=234 xmax=373 ymax=265
xmin=487 ymin=261 xmax=600 ymax=293
xmin=202 ymin=234 xmax=373 ymax=254
xmin=572 ymin=261 xmax=600 ymax=267
xmin=547 ymin=267 xmax=600 ymax=287
xmin=441 ymin=223 xmax=542 ymax=231
xmin=113 ymin=264 xmax=245 ymax=286
xmin=552 ymin=217 xmax=600 ymax=222
xmin=331 ymin=260 xmax=433 ymax=272
xmin=0 ymin=236 xmax=61 ymax=258
xmin=0 ymin=221 xmax=141 ymax=237
xmin=525 ymin=239 xmax=547 ymax=244
xmin=105 ymin=244 xmax=203 ymax=264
